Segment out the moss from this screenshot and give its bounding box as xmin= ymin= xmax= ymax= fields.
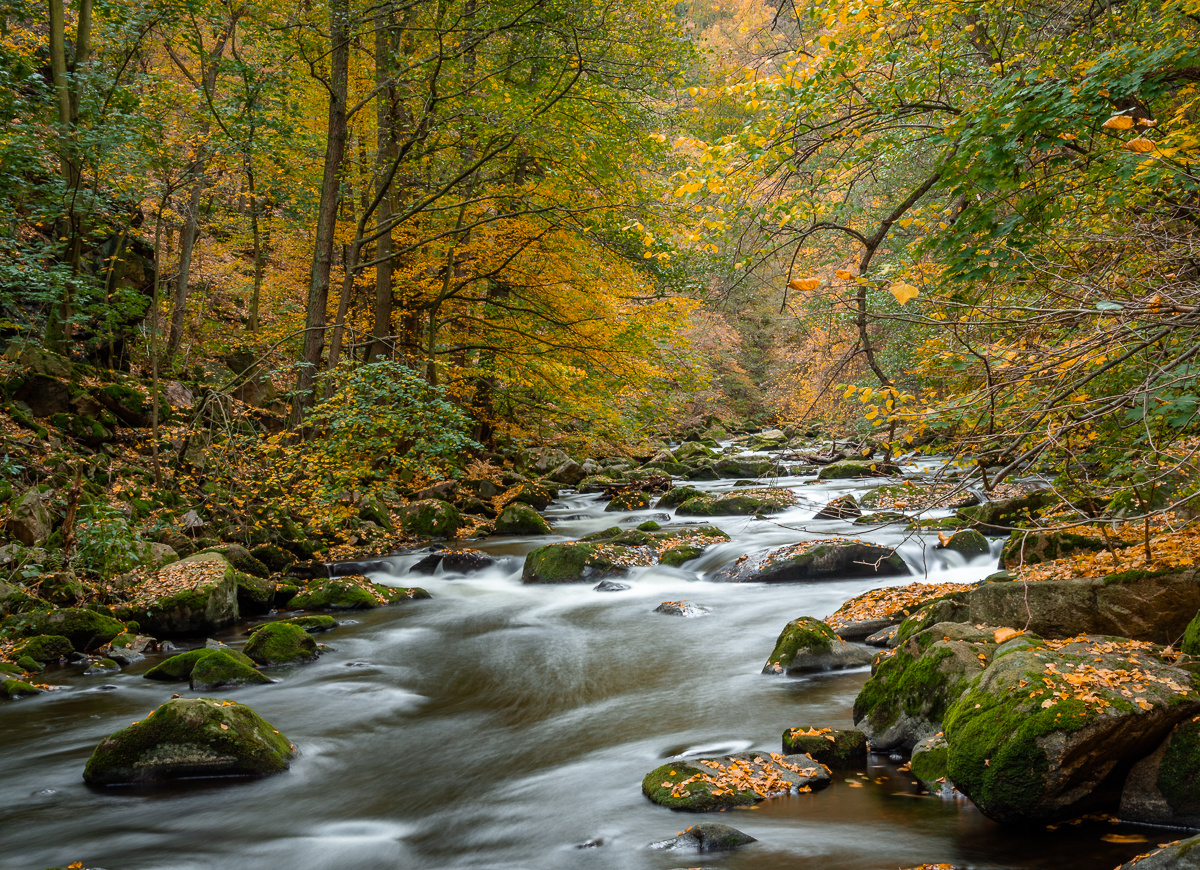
xmin=494 ymin=502 xmax=552 ymax=534
xmin=640 ymin=761 xmax=758 ymax=811
xmin=1158 ymin=717 xmax=1200 ymax=812
xmin=944 ymin=529 xmax=990 ymax=559
xmin=1184 ymin=611 xmax=1200 ymax=657
xmin=15 ymin=655 xmax=42 ymax=673
xmin=12 ymin=608 xmax=123 ymax=651
xmin=676 ymin=489 xmax=794 ymax=517
xmin=853 ymin=645 xmax=965 ymax=736
xmin=144 ymin=648 xmax=256 ymax=681
xmin=766 ymin=617 xmax=837 ymax=670
xmin=83 ymin=697 xmax=293 ymax=785
xmin=190 ymin=650 xmax=271 ymax=690
xmin=910 ymin=736 xmax=950 ymax=785
xmin=782 ymin=728 xmax=868 ymax=766
xmin=15 ymin=634 xmax=74 ymax=662
xmin=521 ymin=542 xmax=646 ymax=584
xmin=0 ymin=661 xmax=21 ymax=675
xmin=1103 ymin=566 xmax=1178 ymax=586
xmin=606 ymin=490 xmax=651 ymax=511
xmin=0 ymin=678 xmax=43 ymax=698
xmin=1000 ymin=530 xmax=1109 ymax=568
xmin=580 ymin=526 xmax=623 ymax=542
xmin=287 ymin=576 xmax=427 ymax=610
xmin=660 ymin=544 xmax=703 ymax=567
xmin=656 ymin=486 xmax=705 ymax=508
xmin=285 ymin=615 xmax=337 ymax=633
xmin=637 ymin=520 xmax=661 ymax=531
xmin=894 ymin=594 xmax=971 ymax=644
xmin=250 ymin=544 xmax=294 ymax=573
xmin=818 ymin=461 xmax=888 ymax=480
xmin=244 ymin=622 xmax=318 ymax=666
xmin=397 ymin=499 xmax=463 ymax=537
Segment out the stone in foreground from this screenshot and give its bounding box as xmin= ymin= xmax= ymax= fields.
xmin=83 ymin=697 xmax=294 ymax=785
xmin=1117 ymin=835 xmax=1200 ymax=870
xmin=642 ymin=751 xmax=830 ymax=811
xmin=764 ymin=616 xmax=872 ymax=674
xmin=648 ymin=823 xmax=756 ymax=852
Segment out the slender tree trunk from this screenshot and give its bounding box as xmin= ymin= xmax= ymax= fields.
xmin=293 ymin=0 xmax=350 ymax=424
xmin=247 ymin=163 xmax=264 ymax=331
xmin=166 ymin=169 xmax=206 ymax=359
xmin=368 ymin=10 xmax=398 ymax=361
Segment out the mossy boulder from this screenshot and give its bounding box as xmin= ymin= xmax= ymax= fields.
xmin=852 ymin=622 xmax=998 ymax=752
xmin=894 ymin=594 xmax=973 ymax=644
xmin=1121 ymin=716 xmax=1200 ymax=827
xmin=122 ymin=551 xmax=240 ymax=637
xmin=288 ymin=575 xmax=430 ymax=610
xmin=941 ymin=529 xmax=990 ymax=559
xmin=8 ymin=608 xmax=124 ymax=651
xmin=188 ymin=650 xmax=271 ymax=690
xmin=782 ymin=727 xmax=868 ymax=766
xmin=284 ymin=615 xmax=338 ymax=633
xmin=250 ymin=544 xmax=295 ymax=573
xmin=642 ymin=751 xmax=830 ymax=811
xmin=15 ymin=634 xmax=74 ymax=663
xmin=83 ymin=697 xmax=294 ymax=785
xmin=522 ymin=541 xmax=652 ymax=584
xmin=676 ymin=488 xmax=798 ymax=517
xmin=213 ymin=544 xmax=270 ymax=578
xmin=648 ymin=823 xmax=756 ymax=852
xmin=718 ymin=539 xmax=909 ymax=583
xmin=657 ymin=526 xmax=731 ymax=567
xmin=813 ymin=495 xmax=860 ymax=520
xmin=944 ymin=635 xmax=1200 ymax=824
xmin=15 ymin=655 xmax=42 ymax=673
xmin=827 ymin=582 xmax=974 ymax=640
xmin=396 ymin=499 xmax=463 ymax=538
xmin=144 ymin=648 xmax=221 ymax=681
xmin=245 ymin=622 xmax=319 ymax=666
xmin=764 ymin=616 xmax=872 ymax=674
xmin=861 ymin=481 xmax=980 ymax=511
xmin=656 ymin=486 xmax=705 ymax=509
xmin=1116 ymin=835 xmax=1200 ymax=870
xmin=910 ymin=734 xmax=951 ymax=791
xmin=1000 ymin=529 xmax=1110 ymax=569
xmin=0 ymin=677 xmax=43 ymax=699
xmin=494 ymin=502 xmax=552 ymax=535
xmin=714 ymin=457 xmax=775 ymax=479
xmin=606 ymin=490 xmax=652 ymax=511
xmin=235 ymin=572 xmax=276 ymax=616
xmin=512 ymin=480 xmax=555 ymax=511
xmin=818 ymin=460 xmax=895 ymax=480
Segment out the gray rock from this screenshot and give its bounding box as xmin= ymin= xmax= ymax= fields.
xmin=648 ymin=822 xmax=756 ymax=851
xmin=9 ymin=488 xmax=53 ymax=546
xmin=1116 ymin=835 xmax=1200 ymax=870
xmin=593 ymin=580 xmax=630 ymax=592
xmin=1121 ymin=717 xmax=1200 ymax=827
xmin=764 ymin=616 xmax=873 ymax=675
xmin=549 ymin=459 xmax=587 ymax=486
xmin=814 ymin=495 xmax=861 ymax=520
xmin=653 ymin=600 xmax=708 ymax=618
xmin=865 ymin=625 xmax=899 ymax=647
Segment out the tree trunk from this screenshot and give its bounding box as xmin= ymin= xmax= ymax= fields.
xmin=293 ymin=0 xmax=350 ymax=424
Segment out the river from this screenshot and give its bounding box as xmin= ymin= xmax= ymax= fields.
xmin=0 ymin=453 xmax=1162 ymax=869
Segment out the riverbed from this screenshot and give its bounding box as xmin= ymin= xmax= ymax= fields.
xmin=0 ymin=458 xmax=1162 ymax=869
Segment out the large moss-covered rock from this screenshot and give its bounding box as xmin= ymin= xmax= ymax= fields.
xmin=122 ymin=551 xmax=241 ymax=637
xmin=956 ymin=488 xmax=1055 ymax=533
xmin=512 ymin=480 xmax=555 ymax=511
xmin=852 ymin=622 xmax=997 ymax=751
xmin=1000 ymin=530 xmax=1111 ymax=569
xmin=676 ymin=488 xmax=797 ymax=517
xmin=235 ymin=571 xmax=276 ymax=616
xmin=642 ymin=751 xmax=830 ymax=811
xmin=827 ymin=581 xmax=975 ymax=640
xmin=8 ymin=488 xmax=53 ymax=546
xmin=718 ymin=539 xmax=909 ymax=583
xmin=714 ymin=457 xmax=776 ymax=478
xmin=14 ymin=634 xmax=74 ymax=662
xmin=656 ymin=526 xmax=731 ymax=567
xmin=910 ymin=734 xmax=951 ymax=792
xmin=861 ymin=481 xmax=979 ymax=511
xmin=8 ymin=608 xmax=124 ymax=651
xmin=1121 ymin=716 xmax=1200 ymax=827
xmin=284 ymin=615 xmax=338 ymax=633
xmin=522 ymin=541 xmax=652 ymax=584
xmin=941 ymin=529 xmax=990 ymax=559
xmin=606 ymin=490 xmax=652 ymax=511
xmin=396 ymin=499 xmax=463 ymax=538
xmin=944 ymin=635 xmax=1200 ymax=824
xmin=656 ymin=485 xmax=705 ymax=509
xmin=782 ymin=727 xmax=868 ymax=766
xmin=288 ymin=575 xmax=430 ymax=610
xmin=493 ymin=502 xmax=552 ymax=535
xmin=818 ymin=460 xmax=895 ymax=480
xmin=83 ymin=697 xmax=294 ymax=785
xmin=0 ymin=677 xmax=43 ymax=699
xmin=1117 ymin=835 xmax=1200 ymax=870
xmin=245 ymin=622 xmax=318 ymax=666
xmin=763 ymin=616 xmax=872 ymax=674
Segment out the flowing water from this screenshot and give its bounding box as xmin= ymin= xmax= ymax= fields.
xmin=0 ymin=454 xmax=1166 ymax=869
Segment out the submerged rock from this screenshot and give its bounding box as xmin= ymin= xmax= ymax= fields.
xmin=718 ymin=539 xmax=908 ymax=583
xmin=642 ymin=751 xmax=830 ymax=811
xmin=593 ymin=580 xmax=630 ymax=592
xmin=654 ymin=600 xmax=708 ymax=618
xmin=782 ymin=727 xmax=868 ymax=766
xmin=648 ymin=822 xmax=756 ymax=852
xmin=83 ymin=697 xmax=294 ymax=785
xmin=763 ymin=617 xmax=873 ymax=674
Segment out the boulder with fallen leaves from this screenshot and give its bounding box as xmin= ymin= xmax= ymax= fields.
xmin=717 ymin=539 xmax=909 ymax=584
xmin=853 ymin=622 xmax=999 ymax=752
xmin=674 ymin=488 xmax=797 ymax=517
xmin=1121 ymin=715 xmax=1200 ymax=827
xmin=943 ymin=635 xmax=1200 ymax=824
xmin=642 ymin=751 xmax=831 ymax=811
xmin=1000 ymin=530 xmax=1113 ymax=569
xmin=83 ymin=697 xmax=294 ymax=785
xmin=817 ymin=460 xmax=897 ymax=480
xmin=764 ymin=616 xmax=873 ymax=675
xmin=827 ymin=582 xmax=975 ymax=639
xmin=783 ymin=727 xmax=868 ymax=766
xmin=116 ymin=551 xmax=242 ymax=637
xmin=287 ymin=575 xmax=430 ymax=610
xmin=522 ymin=526 xmax=730 ymax=583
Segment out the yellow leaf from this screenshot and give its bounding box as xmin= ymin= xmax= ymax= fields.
xmin=788 ymin=277 xmax=821 ymax=291
xmin=834 ymin=269 xmax=855 ymax=280
xmin=1124 ymin=138 xmax=1156 ymax=153
xmin=1102 ymin=114 xmax=1135 ymax=130
xmin=889 ymin=282 xmax=919 ymax=305
xmin=993 ymin=627 xmax=1022 ymax=644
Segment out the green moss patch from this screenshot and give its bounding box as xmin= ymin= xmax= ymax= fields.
xmin=782 ymin=727 xmax=868 ymax=766
xmin=288 ymin=575 xmax=429 ymax=610
xmin=244 ymin=622 xmax=319 ymax=666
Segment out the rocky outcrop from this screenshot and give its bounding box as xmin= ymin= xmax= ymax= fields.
xmin=1121 ymin=716 xmax=1200 ymax=827
xmin=782 ymin=727 xmax=868 ymax=766
xmin=717 ymin=540 xmax=908 ymax=583
xmin=642 ymin=751 xmax=830 ymax=811
xmin=763 ymin=617 xmax=872 ymax=674
xmin=120 ymin=551 xmax=241 ymax=637
xmin=940 ymin=529 xmax=990 ymax=559
xmin=83 ymin=698 xmax=294 ymax=785
xmin=8 ymin=488 xmax=53 ymax=546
